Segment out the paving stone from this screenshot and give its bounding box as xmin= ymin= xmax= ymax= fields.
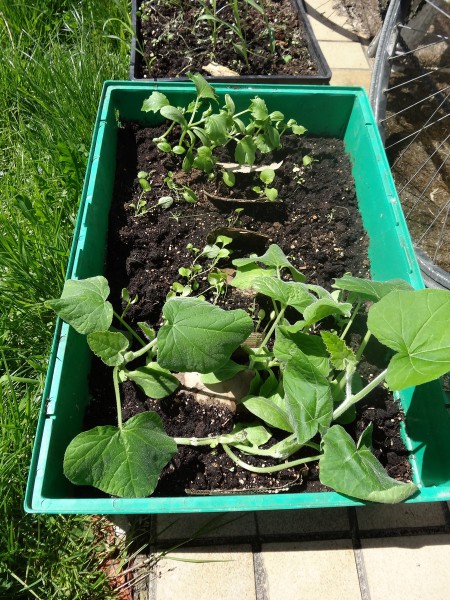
xmin=330 ymin=68 xmax=372 ymax=91
xmin=154 ymin=545 xmax=256 ymax=600
xmin=155 ymin=512 xmax=256 ymax=541
xmin=257 ymin=507 xmax=350 ymax=536
xmin=318 ymin=41 xmax=370 ymax=69
xmin=261 ymin=540 xmax=361 ymax=600
xmin=304 ymin=0 xmax=350 ymax=27
xmin=357 ymin=502 xmax=447 ymax=531
xmin=361 ymin=535 xmax=450 ymax=599
xmin=308 ymin=14 xmax=360 ymax=42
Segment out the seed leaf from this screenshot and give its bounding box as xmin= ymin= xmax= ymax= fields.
xmin=283 ymin=355 xmax=333 ymax=444
xmin=87 ymin=331 xmax=129 ymax=367
xmin=319 ymin=425 xmax=418 ymax=503
xmin=45 ymin=276 xmax=113 ymax=334
xmin=201 ymin=360 xmax=247 ymax=384
xmin=157 ymin=297 xmax=254 ymax=373
xmin=367 ymin=289 xmax=450 ymax=389
xmin=242 ymin=396 xmax=293 ymax=433
xmin=232 ymin=422 xmax=272 ymax=447
xmin=63 ymin=412 xmax=177 ymax=498
xmin=126 ymin=363 xmax=180 ymax=399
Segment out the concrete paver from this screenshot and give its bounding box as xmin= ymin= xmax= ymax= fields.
xmin=330 ymin=68 xmax=372 ymax=88
xmin=261 ymin=540 xmax=362 ymax=600
xmin=154 ymin=545 xmax=256 ymax=600
xmin=155 ymin=512 xmax=256 ymax=541
xmin=316 ymin=41 xmax=370 ymax=70
xmin=362 ymin=535 xmax=450 ymax=600
xmin=257 ymin=507 xmax=350 ymax=535
xmin=357 ymin=503 xmax=447 ymax=530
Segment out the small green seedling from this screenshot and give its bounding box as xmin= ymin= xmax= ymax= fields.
xmin=227 ymin=208 xmax=244 ymax=227
xmin=163 ymin=171 xmax=197 ymax=204
xmin=168 ymin=235 xmax=232 ymax=302
xmin=252 ymin=168 xmax=278 ymax=201
xmin=129 ymin=171 xmax=152 ymax=216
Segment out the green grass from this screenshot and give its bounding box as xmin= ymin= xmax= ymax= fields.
xmin=0 ymin=1 xmax=133 ymax=596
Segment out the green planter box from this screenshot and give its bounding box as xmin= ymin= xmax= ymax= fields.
xmin=25 ymin=82 xmax=450 ymax=514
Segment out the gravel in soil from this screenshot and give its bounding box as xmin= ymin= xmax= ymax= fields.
xmin=83 ymin=121 xmax=412 ymax=497
xmin=136 ymin=0 xmax=318 ymax=78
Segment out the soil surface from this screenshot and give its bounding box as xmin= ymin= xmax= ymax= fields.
xmin=105 ymin=122 xmax=370 ymax=323
xmin=83 ymin=121 xmax=413 ymax=497
xmin=136 ymin=0 xmax=318 ymax=78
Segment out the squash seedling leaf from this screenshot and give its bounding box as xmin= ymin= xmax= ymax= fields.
xmin=283 ymin=356 xmax=333 ymax=444
xmin=274 ymin=327 xmax=330 ymax=376
xmin=232 ymin=244 xmax=305 ymax=282
xmin=157 ymin=297 xmax=254 ymax=373
xmin=242 ymin=396 xmax=293 ymax=433
xmin=319 ymin=425 xmax=418 ymax=503
xmin=63 ymin=412 xmax=177 ymax=498
xmin=45 ymin=276 xmax=113 ymax=334
xmin=126 ymin=363 xmax=180 ymax=399
xmin=333 ymin=274 xmax=414 ymax=301
xmin=87 ymin=331 xmax=129 ymax=367
xmin=368 ymin=289 xmax=450 ymax=389
xmin=252 ymin=277 xmax=314 ymax=313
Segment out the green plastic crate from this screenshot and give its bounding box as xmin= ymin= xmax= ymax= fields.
xmin=25 ymin=82 xmax=450 ymax=514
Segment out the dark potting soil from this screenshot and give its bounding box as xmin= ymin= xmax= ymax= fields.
xmin=84 ymin=121 xmax=413 ymax=497
xmin=137 ymin=0 xmax=318 ymax=78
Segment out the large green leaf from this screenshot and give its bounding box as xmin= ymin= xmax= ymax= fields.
xmin=45 ymin=276 xmax=113 ymax=335
xmin=283 ymin=356 xmax=333 ymax=444
xmin=126 ymin=363 xmax=179 ymax=399
xmin=333 ymin=274 xmax=414 ymax=301
xmin=63 ymin=412 xmax=177 ymax=498
xmin=274 ymin=327 xmax=330 ymax=376
xmin=367 ymin=289 xmax=450 ymax=389
xmin=252 ymin=277 xmax=313 ymax=313
xmin=157 ymin=297 xmax=254 ymax=373
xmin=87 ymin=331 xmax=129 ymax=367
xmin=319 ymin=425 xmax=418 ymax=503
